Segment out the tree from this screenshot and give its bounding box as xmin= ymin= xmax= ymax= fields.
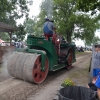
xmin=92 ymin=36 xmax=100 ymax=44
xmin=53 ymin=0 xmax=99 ymax=42
xmin=33 ymin=13 xmax=46 ymax=36
xmin=34 ymin=0 xmax=100 ymax=43
xmin=73 ymin=14 xmax=100 ymax=40
xmin=0 ymin=0 xmax=30 ymax=25
xmin=24 ymin=18 xmax=35 ymax=35
xmin=0 ymin=32 xmax=10 ymax=41
xmin=0 ymin=0 xmax=31 ymax=41
xmin=14 ymin=24 xmax=26 ymax=41
xmin=84 ymin=36 xmax=100 ymax=46
xmin=77 ymin=0 xmax=100 ymax=12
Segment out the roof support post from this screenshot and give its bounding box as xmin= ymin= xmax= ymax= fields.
xmin=8 ymin=32 xmax=12 ymax=46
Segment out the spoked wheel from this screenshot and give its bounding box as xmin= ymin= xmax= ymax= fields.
xmin=33 ymin=56 xmax=49 ymax=84
xmin=66 ymin=48 xmax=73 ymax=69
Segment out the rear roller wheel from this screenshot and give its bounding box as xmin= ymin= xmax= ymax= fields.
xmin=33 ymin=56 xmax=49 ymax=83
xmin=66 ymin=49 xmax=73 ymax=69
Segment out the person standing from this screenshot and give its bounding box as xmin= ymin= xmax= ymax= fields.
xmin=18 ymin=40 xmax=22 ymax=48
xmin=87 ymin=45 xmax=100 ymax=91
xmin=43 ymin=18 xmax=55 ymax=40
xmin=93 ymin=45 xmax=100 ymax=79
xmin=94 ymin=46 xmax=100 ymax=100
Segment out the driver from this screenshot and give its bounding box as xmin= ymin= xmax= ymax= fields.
xmin=43 ymin=18 xmax=55 ymax=40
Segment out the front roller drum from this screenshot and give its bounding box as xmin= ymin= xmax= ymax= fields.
xmin=7 ymin=52 xmax=49 ymax=84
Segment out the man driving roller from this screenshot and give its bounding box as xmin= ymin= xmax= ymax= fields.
xmin=43 ymin=18 xmax=55 ymax=40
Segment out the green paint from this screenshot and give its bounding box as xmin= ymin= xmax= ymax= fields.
xmin=16 ymin=35 xmax=76 ymax=71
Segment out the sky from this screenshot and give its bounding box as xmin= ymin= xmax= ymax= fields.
xmin=17 ymin=0 xmax=42 ymax=24
xmin=29 ymin=0 xmax=42 ymax=17
xmin=19 ymin=0 xmax=100 ymax=47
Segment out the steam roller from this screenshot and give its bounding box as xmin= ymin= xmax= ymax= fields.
xmin=7 ymin=35 xmax=76 ymax=84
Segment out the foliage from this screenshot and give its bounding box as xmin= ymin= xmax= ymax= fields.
xmin=32 ymin=0 xmax=100 ymax=43
xmin=77 ymin=0 xmax=100 ymax=12
xmin=84 ymin=36 xmax=100 ymax=46
xmin=61 ymin=78 xmax=76 ymax=87
xmin=33 ymin=16 xmax=46 ymax=36
xmin=73 ymin=14 xmax=100 ymax=40
xmin=24 ymin=18 xmax=35 ymax=34
xmin=53 ymin=0 xmax=100 ymax=42
xmin=14 ymin=24 xmax=26 ymax=41
xmin=53 ymin=0 xmax=76 ymax=42
xmin=0 ymin=0 xmax=31 ymax=41
xmin=93 ymin=36 xmax=100 ymax=43
xmin=0 ymin=32 xmax=10 ymax=41
xmin=0 ymin=0 xmax=29 ymax=25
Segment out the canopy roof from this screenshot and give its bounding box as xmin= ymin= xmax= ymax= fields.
xmin=0 ymin=22 xmax=17 ymax=32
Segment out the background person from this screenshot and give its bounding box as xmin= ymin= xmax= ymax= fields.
xmin=92 ymin=45 xmax=100 ymax=80
xmin=94 ymin=45 xmax=100 ymax=99
xmin=95 ymin=73 xmax=100 ymax=99
xmin=87 ymin=45 xmax=100 ymax=91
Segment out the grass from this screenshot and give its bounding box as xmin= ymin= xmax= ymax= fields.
xmin=76 ymin=51 xmax=92 ymax=57
xmin=66 ymin=61 xmax=90 ymax=86
xmin=76 ymin=51 xmax=85 ymax=55
xmin=70 ymin=62 xmax=89 ymax=78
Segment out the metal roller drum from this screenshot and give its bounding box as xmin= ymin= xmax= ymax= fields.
xmin=7 ymin=52 xmax=49 ymax=83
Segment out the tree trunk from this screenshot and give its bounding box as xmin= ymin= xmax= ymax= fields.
xmin=66 ymin=32 xmax=72 ymax=43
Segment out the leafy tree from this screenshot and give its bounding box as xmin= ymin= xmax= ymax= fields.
xmin=33 ymin=14 xmax=46 ymax=36
xmin=84 ymin=36 xmax=100 ymax=46
xmin=0 ymin=32 xmax=10 ymax=41
xmin=34 ymin=0 xmax=100 ymax=43
xmin=53 ymin=0 xmax=100 ymax=42
xmin=73 ymin=14 xmax=100 ymax=39
xmin=92 ymin=36 xmax=100 ymax=44
xmin=13 ymin=24 xmax=26 ymax=41
xmin=24 ymin=18 xmax=35 ymax=34
xmin=0 ymin=0 xmax=29 ymax=25
xmin=77 ymin=0 xmax=100 ymax=12
xmin=0 ymin=0 xmax=31 ymax=41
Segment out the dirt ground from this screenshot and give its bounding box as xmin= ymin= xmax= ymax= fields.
xmin=27 ymin=52 xmax=92 ymax=100
xmin=0 ymin=51 xmax=92 ymax=100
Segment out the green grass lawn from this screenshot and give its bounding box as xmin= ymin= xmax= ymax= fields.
xmin=76 ymin=51 xmax=92 ymax=56
xmin=76 ymin=51 xmax=84 ymax=55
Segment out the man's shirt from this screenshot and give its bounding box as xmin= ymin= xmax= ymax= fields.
xmin=43 ymin=21 xmax=54 ymax=34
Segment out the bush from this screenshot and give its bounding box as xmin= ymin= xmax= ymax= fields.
xmin=61 ymin=78 xmax=76 ymax=87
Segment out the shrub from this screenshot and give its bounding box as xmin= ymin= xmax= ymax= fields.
xmin=61 ymin=78 xmax=76 ymax=87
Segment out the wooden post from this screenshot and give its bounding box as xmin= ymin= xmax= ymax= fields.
xmin=8 ymin=32 xmax=12 ymax=46
xmin=89 ymin=44 xmax=95 ymax=82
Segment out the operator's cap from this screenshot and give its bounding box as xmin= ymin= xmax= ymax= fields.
xmin=45 ymin=18 xmax=49 ymax=21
